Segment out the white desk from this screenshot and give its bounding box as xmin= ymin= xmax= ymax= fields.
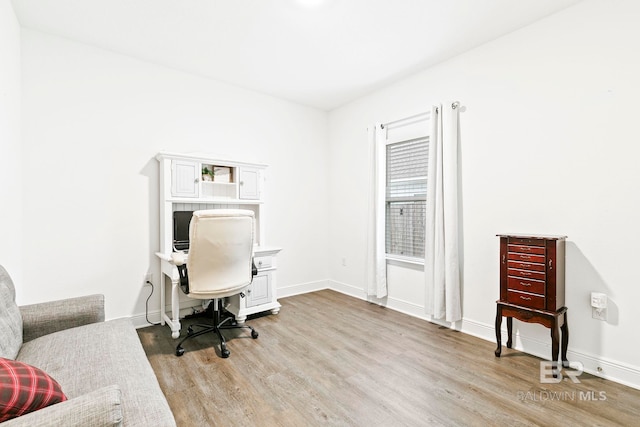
xmin=156 ymin=246 xmax=281 ymax=339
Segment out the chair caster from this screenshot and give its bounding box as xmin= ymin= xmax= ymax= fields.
xmin=251 ymin=330 xmax=259 ymax=339
xmin=187 ymin=326 xmax=194 ymax=335
xmin=221 ymin=347 xmax=230 ymax=358
xmin=176 ymin=346 xmax=185 ymax=357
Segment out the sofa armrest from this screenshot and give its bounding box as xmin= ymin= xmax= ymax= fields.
xmin=0 ymin=385 xmax=122 ymax=427
xmin=19 ymin=294 xmax=105 ymax=342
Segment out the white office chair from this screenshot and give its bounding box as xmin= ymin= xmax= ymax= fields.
xmin=172 ymin=209 xmax=259 ymax=358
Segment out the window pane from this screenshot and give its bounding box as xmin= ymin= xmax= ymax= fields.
xmin=385 ymin=200 xmax=426 ymax=258
xmin=386 ymin=137 xmax=428 ymax=199
xmin=385 ymin=136 xmax=428 ymax=259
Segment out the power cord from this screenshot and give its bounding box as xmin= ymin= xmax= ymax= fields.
xmin=145 ymin=280 xmax=161 ymax=326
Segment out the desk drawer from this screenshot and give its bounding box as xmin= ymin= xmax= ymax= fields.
xmin=507 ymin=290 xmax=545 ymax=310
xmin=507 ymin=276 xmax=545 ymax=294
xmin=254 ymin=256 xmax=272 ymax=270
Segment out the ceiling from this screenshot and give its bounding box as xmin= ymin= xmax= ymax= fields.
xmin=11 ymin=0 xmax=582 ymax=111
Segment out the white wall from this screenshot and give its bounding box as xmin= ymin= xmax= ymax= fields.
xmin=0 ymin=0 xmax=22 ymax=293
xmin=328 ymin=0 xmax=640 ymax=388
xmin=20 ymin=29 xmax=329 ymax=320
xmin=13 ymin=0 xmax=640 ymax=390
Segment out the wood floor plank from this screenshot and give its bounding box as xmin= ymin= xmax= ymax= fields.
xmin=138 ymin=290 xmax=640 ymax=426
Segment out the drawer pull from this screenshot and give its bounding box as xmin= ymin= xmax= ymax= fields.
xmin=520 ymin=271 xmax=532 ymax=276
xmin=521 ymin=255 xmax=531 ymax=260
xmin=519 ymin=282 xmax=531 ymax=287
xmin=520 ymin=296 xmax=532 ymax=301
xmin=521 ymin=247 xmax=532 ymax=252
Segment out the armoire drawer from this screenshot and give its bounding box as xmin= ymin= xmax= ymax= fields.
xmin=508 ymin=252 xmax=545 ymax=264
xmin=508 ymin=244 xmax=545 ymax=255
xmin=507 ymin=276 xmax=545 ymax=294
xmin=508 ymin=268 xmax=546 ymax=281
xmin=508 ymin=260 xmax=545 ymax=272
xmin=507 ymin=290 xmax=545 ymax=310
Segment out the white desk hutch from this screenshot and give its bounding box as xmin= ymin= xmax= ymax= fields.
xmin=155 ymin=152 xmax=281 ymax=338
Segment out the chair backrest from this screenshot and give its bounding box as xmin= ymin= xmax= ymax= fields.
xmin=186 ymin=209 xmax=255 ymax=299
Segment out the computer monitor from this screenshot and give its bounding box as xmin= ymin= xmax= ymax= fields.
xmin=172 ymin=211 xmax=193 ymax=251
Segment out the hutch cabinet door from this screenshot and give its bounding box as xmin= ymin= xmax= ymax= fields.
xmin=171 ymin=160 xmax=199 ymax=198
xmin=239 ymin=167 xmax=261 ymax=200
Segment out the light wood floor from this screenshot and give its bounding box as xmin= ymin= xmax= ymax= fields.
xmin=138 ymin=290 xmax=640 ymax=426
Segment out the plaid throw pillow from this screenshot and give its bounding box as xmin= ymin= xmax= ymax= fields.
xmin=0 ymin=358 xmax=67 ymax=422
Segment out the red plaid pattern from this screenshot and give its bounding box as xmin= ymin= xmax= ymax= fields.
xmin=0 ymin=358 xmax=67 ymax=422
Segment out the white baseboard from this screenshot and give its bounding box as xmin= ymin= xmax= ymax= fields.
xmin=131 ymin=312 xmax=161 ymax=329
xmin=328 ymin=280 xmax=458 ymax=329
xmin=328 ymin=279 xmax=367 ymax=300
xmin=277 ymin=279 xmax=330 ymax=298
xmin=131 ymin=302 xmax=201 ymax=329
xmin=462 ymin=317 xmax=640 ymax=390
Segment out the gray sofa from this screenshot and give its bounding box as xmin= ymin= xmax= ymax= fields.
xmin=0 ymin=265 xmax=176 ymax=426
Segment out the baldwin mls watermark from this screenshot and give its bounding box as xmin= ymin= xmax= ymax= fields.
xmin=516 ymin=361 xmax=607 ymax=402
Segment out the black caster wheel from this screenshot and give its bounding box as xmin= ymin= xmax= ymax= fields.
xmin=187 ymin=326 xmax=194 ymax=335
xmin=251 ymin=330 xmax=259 ymax=339
xmin=221 ymin=348 xmax=230 ymax=358
xmin=176 ymin=346 xmax=185 ymax=357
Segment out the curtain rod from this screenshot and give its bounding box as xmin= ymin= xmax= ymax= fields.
xmin=381 ymin=111 xmax=430 ymax=129
xmin=380 ymin=102 xmax=461 ymax=129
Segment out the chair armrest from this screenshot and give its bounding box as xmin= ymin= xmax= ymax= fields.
xmin=19 ymin=294 xmax=105 ymax=342
xmin=0 ymin=385 xmax=122 ymax=427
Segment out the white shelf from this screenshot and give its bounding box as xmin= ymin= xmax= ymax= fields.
xmin=166 ymin=197 xmax=264 ymax=205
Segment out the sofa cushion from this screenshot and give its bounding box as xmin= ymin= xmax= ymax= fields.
xmin=17 ymin=318 xmax=175 ymax=426
xmin=0 ymin=266 xmax=22 ymax=360
xmin=0 ymin=358 xmax=67 ymax=422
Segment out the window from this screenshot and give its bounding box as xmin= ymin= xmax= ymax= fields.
xmin=385 ymin=137 xmax=428 ymax=259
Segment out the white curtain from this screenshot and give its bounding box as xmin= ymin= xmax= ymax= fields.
xmin=424 ymin=103 xmax=462 ymax=322
xmin=366 ymin=124 xmax=388 ymax=298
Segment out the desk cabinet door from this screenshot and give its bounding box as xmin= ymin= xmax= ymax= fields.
xmin=247 ymin=273 xmax=271 ymax=308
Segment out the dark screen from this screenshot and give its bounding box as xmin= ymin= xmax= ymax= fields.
xmin=173 ymin=211 xmax=193 ymax=250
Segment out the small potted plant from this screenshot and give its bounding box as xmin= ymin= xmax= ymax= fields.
xmin=202 ymin=166 xmax=214 ymax=181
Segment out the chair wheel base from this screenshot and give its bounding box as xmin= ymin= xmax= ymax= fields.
xmin=251 ymin=330 xmax=259 ymax=339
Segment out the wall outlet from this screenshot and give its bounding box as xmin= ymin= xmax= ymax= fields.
xmin=592 ymin=307 xmax=607 ymax=321
xmin=341 ymin=258 xmax=347 ymax=267
xmin=143 ymin=273 xmax=153 ymax=286
xmin=591 ymin=292 xmax=607 ymax=309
